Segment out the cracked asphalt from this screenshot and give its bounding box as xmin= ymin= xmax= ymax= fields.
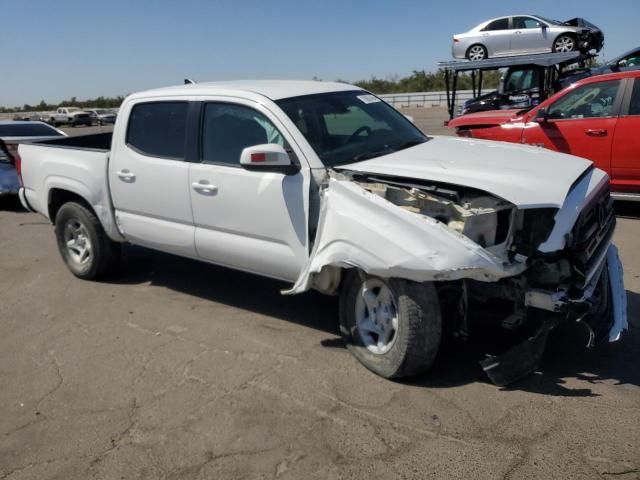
xmin=1 ymin=110 xmax=639 ymax=479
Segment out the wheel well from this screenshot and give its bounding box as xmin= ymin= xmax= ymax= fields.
xmin=554 ymin=32 xmax=576 ymax=43
xmin=466 ymin=43 xmax=487 ymax=56
xmin=48 ymin=189 xmax=94 ymax=223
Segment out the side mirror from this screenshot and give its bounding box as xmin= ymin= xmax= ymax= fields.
xmin=240 ymin=144 xmax=298 ymax=174
xmin=534 ymin=107 xmax=548 ymax=123
xmin=539 ymin=23 xmax=547 ymax=29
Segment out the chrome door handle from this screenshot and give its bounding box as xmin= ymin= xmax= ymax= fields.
xmin=515 ymin=30 xmax=522 ymax=34
xmin=116 ymin=169 xmax=136 ymax=182
xmin=192 ymin=181 xmax=218 ymax=195
xmin=585 ymin=129 xmax=607 ymax=137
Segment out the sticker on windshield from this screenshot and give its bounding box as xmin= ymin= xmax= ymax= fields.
xmin=357 ymin=94 xmax=381 ymax=104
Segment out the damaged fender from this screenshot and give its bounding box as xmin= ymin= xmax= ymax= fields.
xmin=285 ymin=177 xmax=526 ymax=295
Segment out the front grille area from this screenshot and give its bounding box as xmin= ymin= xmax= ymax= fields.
xmin=569 ymin=183 xmax=615 ymax=285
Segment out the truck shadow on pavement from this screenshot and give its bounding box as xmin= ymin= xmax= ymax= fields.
xmin=405 ymin=290 xmax=640 ymax=396
xmin=110 ymin=245 xmax=640 ymax=397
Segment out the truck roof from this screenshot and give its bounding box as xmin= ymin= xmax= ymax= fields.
xmin=127 ymin=80 xmax=361 ymax=101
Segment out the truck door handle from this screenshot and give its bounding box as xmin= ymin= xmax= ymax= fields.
xmin=116 ymin=169 xmax=136 ymax=182
xmin=192 ymin=181 xmax=218 ymax=195
xmin=585 ymin=129 xmax=607 ymax=137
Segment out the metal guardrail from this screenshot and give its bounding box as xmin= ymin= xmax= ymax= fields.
xmin=1 ymin=93 xmax=470 ymax=120
xmin=378 ymin=90 xmax=476 ymax=108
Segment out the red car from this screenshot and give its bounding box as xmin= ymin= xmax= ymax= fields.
xmin=448 ymin=70 xmax=640 ymax=200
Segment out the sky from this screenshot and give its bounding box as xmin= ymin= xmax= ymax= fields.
xmin=1 ymin=0 xmax=638 ymax=107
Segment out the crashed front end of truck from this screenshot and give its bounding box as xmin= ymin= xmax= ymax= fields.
xmin=290 ymin=167 xmax=627 ymax=386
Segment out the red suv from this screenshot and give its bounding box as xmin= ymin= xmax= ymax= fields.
xmin=448 ymin=70 xmax=640 ymax=200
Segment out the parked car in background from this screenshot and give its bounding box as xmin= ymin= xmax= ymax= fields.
xmin=460 ymin=65 xmax=546 ymax=115
xmin=85 ymin=108 xmax=117 ymax=126
xmin=453 ymin=15 xmax=603 ymax=60
xmin=558 ymin=46 xmax=640 ymax=89
xmin=48 ymin=107 xmax=92 ymax=127
xmin=449 ymin=70 xmax=640 ymax=201
xmin=0 ymin=121 xmax=66 ymax=198
xmin=16 ymin=80 xmax=627 ymax=385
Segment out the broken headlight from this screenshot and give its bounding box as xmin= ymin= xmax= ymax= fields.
xmin=360 ymin=180 xmax=514 ymax=248
xmin=511 ymin=208 xmax=558 ymax=257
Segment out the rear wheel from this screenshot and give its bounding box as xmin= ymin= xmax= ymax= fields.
xmin=553 ymin=34 xmax=576 ymax=53
xmin=339 ymin=271 xmax=442 ymax=379
xmin=466 ymin=44 xmax=487 ymax=61
xmin=54 ymin=202 xmax=121 ymax=280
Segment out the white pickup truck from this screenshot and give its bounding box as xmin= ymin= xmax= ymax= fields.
xmin=16 ymin=80 xmax=627 ymax=385
xmin=48 ymin=107 xmax=92 ymax=127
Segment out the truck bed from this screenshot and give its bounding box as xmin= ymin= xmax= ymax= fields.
xmin=18 ymin=132 xmax=123 ymax=242
xmin=37 ymin=132 xmax=113 ymax=151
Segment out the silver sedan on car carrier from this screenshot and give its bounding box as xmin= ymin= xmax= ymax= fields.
xmin=452 ymin=15 xmax=603 ymax=60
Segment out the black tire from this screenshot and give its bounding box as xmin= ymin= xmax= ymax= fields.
xmin=54 ymin=202 xmax=121 ymax=280
xmin=339 ymin=271 xmax=442 ymax=379
xmin=466 ymin=44 xmax=488 ymax=61
xmin=552 ymin=34 xmax=576 ymax=53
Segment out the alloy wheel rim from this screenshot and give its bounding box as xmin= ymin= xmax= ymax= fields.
xmin=469 ymin=46 xmax=485 ymax=60
xmin=555 ymin=37 xmax=575 ymax=52
xmin=355 ymin=278 xmax=399 ymax=355
xmin=64 ymin=220 xmax=92 ymax=266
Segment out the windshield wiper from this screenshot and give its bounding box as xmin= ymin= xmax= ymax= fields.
xmin=350 ymin=138 xmax=427 ymax=163
xmin=392 ymin=138 xmax=427 ymax=152
xmin=352 ymin=147 xmax=395 ymax=162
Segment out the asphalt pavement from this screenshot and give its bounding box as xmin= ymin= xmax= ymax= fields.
xmin=0 ymin=108 xmax=638 ymax=479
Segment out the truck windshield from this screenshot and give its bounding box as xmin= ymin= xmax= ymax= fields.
xmin=277 ymin=91 xmax=427 ymax=167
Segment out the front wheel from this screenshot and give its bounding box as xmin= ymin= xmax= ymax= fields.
xmin=54 ymin=202 xmax=121 ymax=280
xmin=553 ymin=34 xmax=576 ymax=53
xmin=339 ymin=272 xmax=442 ymax=379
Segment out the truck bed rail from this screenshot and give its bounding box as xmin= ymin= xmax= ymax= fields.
xmin=37 ymin=132 xmax=113 ymax=151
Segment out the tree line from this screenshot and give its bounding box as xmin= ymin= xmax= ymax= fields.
xmin=353 ymin=69 xmax=501 ymax=94
xmin=0 ymin=96 xmax=126 ymax=114
xmin=1 ymin=69 xmax=503 ymax=112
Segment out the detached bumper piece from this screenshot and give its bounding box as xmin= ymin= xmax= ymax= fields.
xmin=482 ymin=245 xmax=627 ymax=387
xmin=480 ymin=320 xmax=554 ymax=387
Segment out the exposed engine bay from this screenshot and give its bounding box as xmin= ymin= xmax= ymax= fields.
xmin=359 ymin=178 xmax=514 ymax=251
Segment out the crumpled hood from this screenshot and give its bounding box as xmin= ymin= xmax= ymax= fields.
xmin=339 ymin=136 xmax=592 ymax=208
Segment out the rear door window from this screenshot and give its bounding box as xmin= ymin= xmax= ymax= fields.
xmin=628 ymin=79 xmax=640 ymax=115
xmin=126 ymin=102 xmax=188 ymax=159
xmin=484 ymin=18 xmax=509 ymax=31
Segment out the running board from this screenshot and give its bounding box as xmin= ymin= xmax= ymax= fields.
xmin=611 ymin=192 xmax=640 ymax=202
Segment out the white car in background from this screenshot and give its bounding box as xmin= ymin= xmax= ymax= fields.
xmin=48 ymin=107 xmax=92 ymax=127
xmin=452 ymin=15 xmax=604 ymax=60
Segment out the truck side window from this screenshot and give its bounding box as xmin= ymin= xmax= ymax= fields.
xmin=201 ymin=103 xmax=284 ymax=165
xmin=126 ymin=102 xmax=188 ymax=159
xmin=547 ymin=80 xmax=621 ymax=120
xmin=629 ymin=80 xmax=640 ymax=115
